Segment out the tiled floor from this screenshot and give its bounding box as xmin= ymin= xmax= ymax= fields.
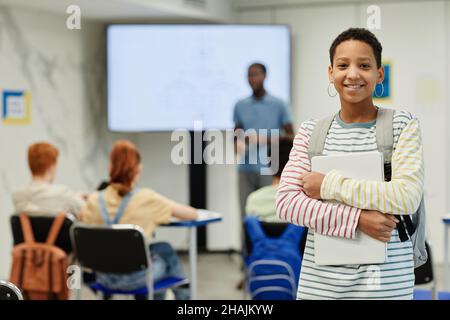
xmin=75 ymin=252 xmax=245 ymax=300
xmin=182 ymin=253 xmax=245 ymax=300
xmin=75 ymin=252 xmax=447 ymax=300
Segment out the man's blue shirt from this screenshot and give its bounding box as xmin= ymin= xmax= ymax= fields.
xmin=233 ymin=93 xmax=292 ymax=172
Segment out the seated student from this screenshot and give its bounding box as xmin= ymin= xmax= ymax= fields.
xmin=245 ymin=137 xmax=293 ymax=222
xmin=80 ymin=140 xmax=198 ymax=300
xmin=12 ymin=142 xmax=85 ymax=216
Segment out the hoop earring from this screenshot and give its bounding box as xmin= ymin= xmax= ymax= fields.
xmin=374 ymin=82 xmax=384 ymax=98
xmin=327 ymin=83 xmax=337 ymax=97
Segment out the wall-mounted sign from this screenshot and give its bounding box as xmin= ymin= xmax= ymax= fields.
xmin=2 ymin=90 xmax=31 ymax=125
xmin=374 ymin=61 xmax=391 ymax=100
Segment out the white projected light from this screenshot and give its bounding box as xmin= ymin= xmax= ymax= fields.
xmin=107 ymin=24 xmax=291 ymax=132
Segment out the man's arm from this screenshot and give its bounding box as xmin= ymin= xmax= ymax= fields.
xmin=250 ymin=122 xmax=295 ymax=146
xmin=283 ymin=123 xmax=295 ymax=138
xmin=234 ymin=124 xmax=245 ymax=154
xmin=264 ymin=122 xmax=295 ymax=145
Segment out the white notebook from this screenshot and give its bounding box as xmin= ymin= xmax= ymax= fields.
xmin=311 ymin=151 xmax=387 ymax=266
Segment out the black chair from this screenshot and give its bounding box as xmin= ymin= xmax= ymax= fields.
xmin=71 ymin=224 xmax=188 ymax=300
xmin=10 ymin=213 xmax=75 ymax=254
xmin=0 ymin=280 xmax=23 ymax=300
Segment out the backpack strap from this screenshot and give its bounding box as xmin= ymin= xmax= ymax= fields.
xmin=98 ymin=190 xmax=135 ymax=226
xmin=308 ymin=115 xmax=336 ymax=160
xmin=404 ymin=214 xmax=416 ymax=235
xmin=375 ymin=107 xmax=417 ymax=241
xmin=375 ymin=107 xmax=394 ymax=164
xmin=280 ymin=224 xmax=305 ymax=245
xmin=45 ymin=213 xmax=67 ymax=245
xmin=19 ymin=213 xmax=35 ymax=244
xmin=244 ymin=216 xmax=266 ymax=243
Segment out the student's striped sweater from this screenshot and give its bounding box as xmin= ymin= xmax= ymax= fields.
xmin=276 ymin=109 xmax=424 ymax=300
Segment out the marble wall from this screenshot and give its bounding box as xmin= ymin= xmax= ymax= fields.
xmin=0 ymin=6 xmax=126 ymax=278
xmin=0 ymin=4 xmax=243 ymax=280
xmin=0 ymin=5 xmax=206 ymax=280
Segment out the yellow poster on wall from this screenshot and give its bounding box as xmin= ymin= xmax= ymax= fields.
xmin=2 ymin=90 xmax=31 ymax=125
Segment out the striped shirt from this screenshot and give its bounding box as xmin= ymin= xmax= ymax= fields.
xmin=276 ymin=110 xmax=424 ymax=300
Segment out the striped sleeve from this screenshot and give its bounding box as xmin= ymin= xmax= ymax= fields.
xmin=276 ymin=122 xmax=361 ymax=239
xmin=320 ymin=118 xmax=424 ymax=215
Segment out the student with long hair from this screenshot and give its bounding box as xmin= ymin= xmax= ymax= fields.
xmin=80 ymin=140 xmax=197 ymax=300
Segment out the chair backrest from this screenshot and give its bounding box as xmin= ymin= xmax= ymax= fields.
xmin=0 ymin=280 xmax=23 ymax=300
xmin=414 ymin=241 xmax=433 ymax=285
xmin=71 ymin=224 xmax=149 ymax=274
xmin=10 ymin=213 xmax=75 ymax=254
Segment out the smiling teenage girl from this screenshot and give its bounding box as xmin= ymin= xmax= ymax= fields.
xmin=276 ymin=28 xmax=424 ymax=300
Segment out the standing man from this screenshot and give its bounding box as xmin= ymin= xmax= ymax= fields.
xmin=233 ymin=62 xmax=294 ymax=238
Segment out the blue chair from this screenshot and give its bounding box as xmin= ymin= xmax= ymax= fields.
xmin=71 ymin=224 xmax=188 ymax=300
xmin=438 ymin=291 xmax=450 ymax=300
xmin=413 ymin=289 xmax=433 ymax=300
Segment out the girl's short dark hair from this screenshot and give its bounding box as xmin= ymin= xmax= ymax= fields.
xmin=329 ymin=28 xmax=382 ymax=68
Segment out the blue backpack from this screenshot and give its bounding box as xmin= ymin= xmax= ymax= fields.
xmin=244 ymin=216 xmax=305 ymax=300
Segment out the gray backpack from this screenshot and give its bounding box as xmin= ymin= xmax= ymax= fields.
xmin=308 ymin=107 xmax=427 ymax=268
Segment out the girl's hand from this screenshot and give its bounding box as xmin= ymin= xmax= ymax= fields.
xmin=300 ymin=172 xmax=325 ymax=199
xmin=357 ymin=210 xmax=399 ymax=242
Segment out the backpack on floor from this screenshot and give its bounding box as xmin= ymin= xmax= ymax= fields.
xmin=308 ymin=107 xmax=427 ymax=268
xmin=244 ymin=216 xmax=305 ymax=299
xmin=9 ymin=213 xmax=69 ymax=300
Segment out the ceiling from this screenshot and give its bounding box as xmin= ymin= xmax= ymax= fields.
xmin=0 ymin=0 xmax=229 ymax=21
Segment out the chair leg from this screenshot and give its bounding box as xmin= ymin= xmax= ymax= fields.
xmin=73 ymin=286 xmax=82 ymax=300
xmin=432 ymin=283 xmax=437 ymax=300
xmin=102 ymin=293 xmax=112 ymax=300
xmin=242 ymin=274 xmax=248 ymax=300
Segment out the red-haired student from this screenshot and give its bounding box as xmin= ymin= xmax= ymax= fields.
xmin=80 ymin=140 xmax=197 ymax=300
xmin=13 ymin=142 xmax=85 ymax=216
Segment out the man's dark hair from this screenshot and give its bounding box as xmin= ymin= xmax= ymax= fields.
xmin=248 ymin=62 xmax=267 ymax=76
xmin=329 ymin=28 xmax=382 ymax=68
xmin=274 ymin=137 xmax=293 ymax=177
